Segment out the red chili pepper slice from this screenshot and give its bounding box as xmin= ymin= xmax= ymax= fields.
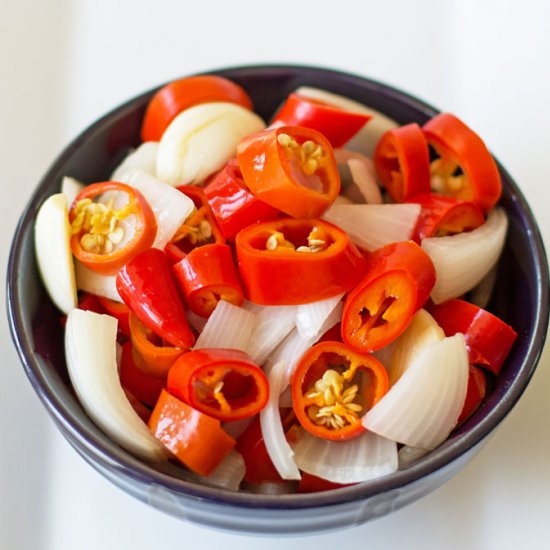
xmin=271 ymin=93 xmax=371 ymax=148
xmin=204 ymin=159 xmax=280 ymax=240
xmin=423 ymin=113 xmax=502 ymax=212
xmin=173 ymin=243 xmax=244 ymax=318
xmin=373 ymin=123 xmax=431 ymax=203
xmin=69 ymin=181 xmax=157 ymax=275
xmin=235 ymin=218 xmax=366 ymax=305
xmin=97 ymin=296 xmax=131 ymax=337
xmin=457 ymin=365 xmax=487 ymax=425
xmin=167 ymin=348 xmax=269 ymax=422
xmin=341 ymin=241 xmax=435 ymax=352
xmin=148 ymin=389 xmax=236 ymax=476
xmin=291 ymin=341 xmax=389 ymax=441
xmin=237 ymin=126 xmax=340 ymax=219
xmin=298 ymin=472 xmax=353 ymax=493
xmin=428 ymin=298 xmax=517 ymax=375
xmin=116 ymin=248 xmax=195 ymax=349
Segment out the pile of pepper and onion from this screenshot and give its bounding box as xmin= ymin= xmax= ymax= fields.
xmin=62 ymin=75 xmax=517 ymax=488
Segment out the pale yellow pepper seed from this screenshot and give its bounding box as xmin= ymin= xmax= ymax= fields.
xmin=277 ymin=133 xmax=327 ymax=176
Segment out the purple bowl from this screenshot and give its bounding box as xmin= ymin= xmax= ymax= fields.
xmin=6 ymin=65 xmax=549 ymax=535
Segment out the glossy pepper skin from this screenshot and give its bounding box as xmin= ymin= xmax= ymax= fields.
xmin=291 ymin=341 xmax=389 ymax=441
xmin=204 ymin=159 xmax=280 ymax=240
xmin=167 ymin=348 xmax=269 ymax=422
xmin=237 ymin=125 xmax=340 ymax=219
xmin=341 ymin=241 xmax=435 ymax=352
xmin=456 ymin=366 xmax=487 ymax=425
xmin=235 ymin=218 xmax=366 ymax=305
xmin=116 ymin=248 xmax=195 ymax=349
xmin=373 ymin=123 xmax=431 ymax=203
xmin=429 ymin=298 xmax=517 ymax=375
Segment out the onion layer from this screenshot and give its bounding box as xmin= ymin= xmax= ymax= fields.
xmin=295 ymin=294 xmax=343 ymax=340
xmin=75 ymin=260 xmax=122 ymax=302
xmin=111 ymin=142 xmax=159 ymax=180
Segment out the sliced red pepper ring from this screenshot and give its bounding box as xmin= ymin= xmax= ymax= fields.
xmin=422 ymin=113 xmax=502 ymax=212
xmin=235 ymin=218 xmax=366 ymax=305
xmin=173 ymin=243 xmax=244 ymax=318
xmin=237 ymin=125 xmax=340 ymax=219
xmin=457 ymin=365 xmax=487 ymax=425
xmin=373 ymin=123 xmax=431 ymax=203
xmin=291 ymin=341 xmax=389 ymax=441
xmin=204 ymin=159 xmax=281 ymax=240
xmin=148 ymin=389 xmax=236 ymax=477
xmin=342 ymin=241 xmax=435 ymax=352
xmin=69 ymin=181 xmax=157 ymax=275
xmin=98 ymin=296 xmax=131 ymax=337
xmin=167 ymin=348 xmax=269 ymax=422
xmin=428 ymin=298 xmax=517 ymax=375
xmin=271 ymin=93 xmax=372 ymax=148
xmin=407 ymin=192 xmax=485 ymax=242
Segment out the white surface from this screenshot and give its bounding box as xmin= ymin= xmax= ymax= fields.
xmin=1 ymin=1 xmax=549 ymax=549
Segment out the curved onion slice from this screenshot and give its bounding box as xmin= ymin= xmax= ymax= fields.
xmin=291 ymin=428 xmax=398 ymax=484
xmin=322 ymin=203 xmax=421 ymax=252
xmin=334 ymin=149 xmax=382 ymax=204
xmin=157 ymin=102 xmax=265 ymax=186
xmin=65 ymin=309 xmax=166 ymax=461
xmin=387 ymin=309 xmax=445 ymax=386
xmin=198 ymin=450 xmax=245 ymax=491
xmin=260 ymin=361 xmax=301 ymax=480
xmin=61 ymin=176 xmax=85 ymax=206
xmin=294 ymin=86 xmax=399 ymax=156
xmin=363 ymin=333 xmax=469 ymax=450
xmin=34 ymin=193 xmax=77 ymax=314
xmin=398 ymin=445 xmax=429 ymax=470
xmin=75 ymin=260 xmax=122 ymax=302
xmin=295 ymin=294 xmax=343 ymax=340
xmin=111 ymin=142 xmax=159 ymax=180
xmin=422 ymin=208 xmax=508 ymax=304
xmin=112 ymin=168 xmax=194 ymax=249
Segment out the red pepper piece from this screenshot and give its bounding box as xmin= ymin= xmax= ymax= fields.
xmin=148 ymin=389 xmax=236 ymax=476
xmin=97 ymin=296 xmax=131 ymax=337
xmin=173 ymin=243 xmax=244 ymax=318
xmin=457 ymin=366 xmax=487 ymax=425
xmin=373 ymin=123 xmax=430 ymax=203
xmin=407 ymin=192 xmax=485 ymax=242
xmin=204 ymin=159 xmax=280 ymax=240
xmin=298 ymin=472 xmax=353 ymax=493
xmin=271 ymin=93 xmax=371 ymax=148
xmin=60 ymin=292 xmax=106 ymax=328
xmin=237 ymin=125 xmax=340 ymax=219
xmin=429 ymin=298 xmax=517 ymax=375
xmin=235 ymin=218 xmax=366 ymax=305
xmin=423 ymin=113 xmax=502 ymax=212
xmin=292 ymin=341 xmax=388 ymax=441
xmin=167 ymin=348 xmax=269 ymax=422
xmin=342 ymin=241 xmax=435 ymax=352
xmin=116 ymin=248 xmax=195 ymax=349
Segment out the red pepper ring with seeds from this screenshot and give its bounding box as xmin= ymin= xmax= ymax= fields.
xmin=167 ymin=349 xmax=269 ymax=422
xmin=69 ymin=181 xmax=157 ymax=275
xmin=342 ymin=241 xmax=436 ymax=352
xmin=235 ymin=218 xmax=366 ymax=305
xmin=291 ymin=341 xmax=389 ymax=441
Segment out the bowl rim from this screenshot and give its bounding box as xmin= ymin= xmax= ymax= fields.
xmin=6 ymin=63 xmax=550 ymax=510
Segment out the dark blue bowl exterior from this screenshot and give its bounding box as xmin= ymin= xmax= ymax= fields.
xmin=7 ymin=65 xmax=550 ymax=535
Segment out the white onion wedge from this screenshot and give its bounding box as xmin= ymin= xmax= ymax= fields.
xmin=198 ymin=450 xmax=245 ymax=491
xmin=34 ymin=193 xmax=77 ymax=314
xmin=75 ymin=260 xmax=122 ymax=302
xmin=291 ymin=428 xmax=398 ymax=484
xmin=323 ymin=203 xmax=421 ymax=252
xmin=260 ymin=361 xmax=301 ymax=480
xmin=333 ymin=195 xmax=354 ymax=206
xmin=65 ymin=309 xmax=166 ymax=461
xmin=60 ymin=176 xmax=85 ymax=206
xmin=112 ymin=168 xmax=195 ymax=249
xmin=295 ymin=294 xmax=343 ymax=340
xmin=363 ymin=333 xmax=469 ymax=450
xmin=194 ymin=300 xmax=254 ymax=351
xmin=157 ymin=102 xmax=265 ymax=185
xmin=398 ymin=445 xmax=429 ymax=470
xmin=334 ymin=149 xmax=382 ymax=205
xmin=111 ymin=142 xmax=159 ymax=180
xmin=422 ymin=208 xmax=508 ymax=304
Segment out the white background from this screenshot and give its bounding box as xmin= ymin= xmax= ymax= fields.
xmin=1 ymin=1 xmax=549 ymax=549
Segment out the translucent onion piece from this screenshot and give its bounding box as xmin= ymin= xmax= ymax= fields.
xmin=260 ymin=361 xmax=301 ymax=480
xmin=398 ymin=445 xmax=429 ymax=470
xmin=194 ymin=300 xmax=254 ymax=351
xmin=363 ymin=333 xmax=469 ymax=450
xmin=387 ymin=309 xmax=445 ymax=386
xmin=468 ymin=264 xmax=498 ymax=309
xmin=295 ymin=294 xmax=344 ymax=340
xmin=65 ymin=309 xmax=166 ymax=461
xmin=334 ymin=149 xmax=382 ymax=205
xmin=60 ymin=176 xmax=85 ymax=207
xmin=333 ymin=195 xmax=354 ymax=206
xmin=222 ymin=417 xmax=254 ymax=440
xmin=421 ymin=207 xmax=508 ymax=304
xmin=75 ymin=260 xmax=122 ymax=302
xmin=292 ymin=428 xmax=398 ymax=484
xmin=157 ymin=102 xmax=265 ymax=186
xmin=111 ymin=142 xmax=159 ymax=180
xmin=322 ymin=203 xmax=421 ymax=252
xmin=34 ymin=193 xmax=77 ymax=314
xmin=113 ymin=167 xmax=195 ymax=249
xmin=242 ymin=301 xmax=297 ymax=365
xmin=278 ymin=386 xmax=293 ymax=408
xmin=186 ymin=309 xmax=208 ymax=333
xmin=198 ymin=450 xmax=245 ymax=491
